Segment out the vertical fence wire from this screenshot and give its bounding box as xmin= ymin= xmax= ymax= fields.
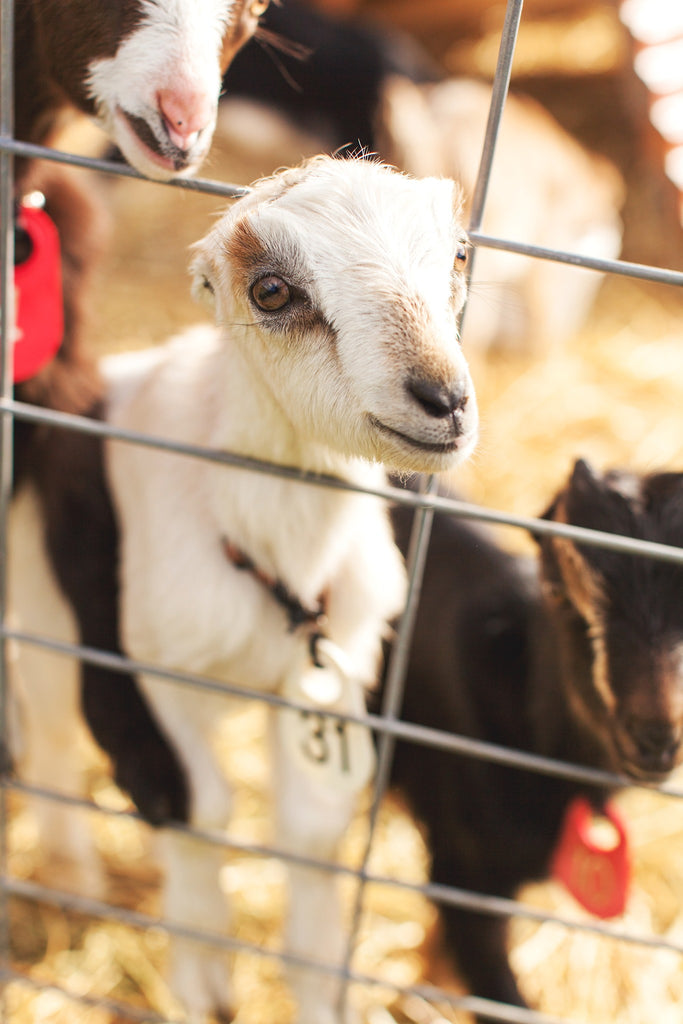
xmin=0 ymin=0 xmax=682 ymax=1021
xmin=0 ymin=0 xmax=14 ymax=1019
xmin=339 ymin=0 xmax=528 ymax=1001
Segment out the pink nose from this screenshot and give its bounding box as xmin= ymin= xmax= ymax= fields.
xmin=157 ymin=87 xmax=214 ymax=151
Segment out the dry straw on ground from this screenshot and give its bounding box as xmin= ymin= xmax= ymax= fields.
xmin=6 ymin=4 xmax=683 ymax=1021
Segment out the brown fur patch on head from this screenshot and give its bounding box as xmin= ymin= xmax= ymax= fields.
xmin=549 ymin=494 xmax=616 ymax=714
xmin=550 ymin=529 xmax=604 ymax=628
xmin=221 ymin=0 xmax=270 ymax=72
xmin=207 ymin=212 xmax=328 ymax=339
xmin=223 ymin=215 xmax=270 ymax=287
xmin=384 ymin=292 xmax=463 ymax=391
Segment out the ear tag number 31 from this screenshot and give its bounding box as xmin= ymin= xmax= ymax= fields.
xmin=278 ymin=638 xmax=376 ymax=794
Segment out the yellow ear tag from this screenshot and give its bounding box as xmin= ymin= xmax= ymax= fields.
xmin=277 ymin=638 xmax=376 ymax=795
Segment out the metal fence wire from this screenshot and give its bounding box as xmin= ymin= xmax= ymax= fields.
xmin=2 ymin=1 xmax=683 ymax=1022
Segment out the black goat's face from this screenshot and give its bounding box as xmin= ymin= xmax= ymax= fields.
xmin=540 ymin=459 xmax=683 ymax=782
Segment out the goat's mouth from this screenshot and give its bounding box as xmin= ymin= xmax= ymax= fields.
xmin=614 ymin=736 xmax=682 ymax=784
xmin=369 ymin=416 xmax=463 ymax=455
xmin=113 ymin=107 xmax=207 ymax=178
xmin=620 ymin=759 xmax=676 ymax=785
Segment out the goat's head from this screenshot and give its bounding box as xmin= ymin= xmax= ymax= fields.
xmin=33 ymin=0 xmax=269 ymax=180
xmin=190 ymin=156 xmax=478 ymax=473
xmin=539 ymin=458 xmax=683 ymax=782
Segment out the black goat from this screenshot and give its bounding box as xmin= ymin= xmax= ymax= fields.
xmin=384 ymin=459 xmax=683 ymax=1016
xmin=221 ymin=0 xmax=439 ymax=153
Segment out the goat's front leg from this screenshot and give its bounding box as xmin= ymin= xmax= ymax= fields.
xmin=137 ymin=674 xmax=234 ymax=1024
xmin=8 ymin=480 xmax=105 ymax=897
xmin=269 ymin=673 xmax=371 ymax=1024
xmin=161 ymin=828 xmax=234 ymax=1024
xmin=11 ymin=644 xmax=105 ymax=897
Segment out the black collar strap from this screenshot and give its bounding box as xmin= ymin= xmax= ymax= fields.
xmin=222 ymin=537 xmax=328 ymax=634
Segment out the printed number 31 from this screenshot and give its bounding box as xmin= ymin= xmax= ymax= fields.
xmin=300 ymin=711 xmax=351 ymax=774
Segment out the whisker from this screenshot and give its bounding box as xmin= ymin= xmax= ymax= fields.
xmin=255 ymin=25 xmax=311 ymax=62
xmin=466 ymin=281 xmax=526 ymax=318
xmin=246 ymin=27 xmax=311 ymax=95
xmin=215 ymin=316 xmax=261 ymax=330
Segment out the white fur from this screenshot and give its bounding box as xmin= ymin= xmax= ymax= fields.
xmin=11 ymin=157 xmax=478 ymax=1023
xmin=8 ymin=487 xmax=105 ymax=897
xmin=87 ymin=0 xmax=264 ymax=180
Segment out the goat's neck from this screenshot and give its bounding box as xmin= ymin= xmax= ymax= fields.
xmin=204 ymin=341 xmax=386 ymax=605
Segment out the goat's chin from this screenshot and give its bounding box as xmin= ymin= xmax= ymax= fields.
xmin=368 ymin=416 xmax=478 ymax=474
xmin=107 ymin=106 xmax=209 ymax=181
xmin=620 ymin=760 xmax=675 ymax=785
xmin=613 ymin=739 xmax=682 ymax=784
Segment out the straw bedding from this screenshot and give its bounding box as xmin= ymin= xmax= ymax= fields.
xmin=6 ymin=8 xmax=683 ymax=1019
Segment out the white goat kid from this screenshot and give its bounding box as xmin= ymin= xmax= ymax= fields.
xmin=11 ymin=156 xmax=478 ymax=1024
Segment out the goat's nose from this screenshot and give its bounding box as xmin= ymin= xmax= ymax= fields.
xmin=630 ymin=720 xmax=680 ymax=771
xmin=408 ymin=378 xmax=468 ymax=420
xmin=157 ymin=87 xmax=213 ymax=151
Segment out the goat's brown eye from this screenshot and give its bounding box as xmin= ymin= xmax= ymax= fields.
xmin=252 ymin=275 xmax=291 ymax=311
xmin=455 ymin=243 xmax=469 ymax=269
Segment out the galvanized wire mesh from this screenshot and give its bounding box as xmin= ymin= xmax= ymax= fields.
xmin=1 ymin=1 xmax=683 ymax=1022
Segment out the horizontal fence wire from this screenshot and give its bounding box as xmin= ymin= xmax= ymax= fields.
xmin=2 ymin=0 xmax=683 ymax=1023
xmin=3 ymin=397 xmax=683 ymax=565
xmin=8 ymin=627 xmax=683 ymax=799
xmin=3 ymin=136 xmax=683 ymax=288
xmin=7 ymin=776 xmax=683 ymax=958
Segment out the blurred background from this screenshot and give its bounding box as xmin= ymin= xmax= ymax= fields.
xmin=9 ymin=1 xmax=683 ymax=1022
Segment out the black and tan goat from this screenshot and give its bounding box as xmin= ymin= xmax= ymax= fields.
xmin=385 ymin=459 xmax=683 ymax=1017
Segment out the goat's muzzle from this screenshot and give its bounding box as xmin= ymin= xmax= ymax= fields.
xmin=616 ymin=717 xmax=682 ymax=781
xmin=406 ymin=377 xmax=469 ymax=424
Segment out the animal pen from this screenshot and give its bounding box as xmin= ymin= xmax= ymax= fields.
xmin=2 ymin=0 xmax=683 ymax=1022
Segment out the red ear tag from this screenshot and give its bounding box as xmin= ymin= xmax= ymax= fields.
xmin=12 ymin=203 xmax=64 ymax=383
xmin=551 ymin=797 xmax=630 ymax=918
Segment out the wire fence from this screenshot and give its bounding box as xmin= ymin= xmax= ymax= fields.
xmin=1 ymin=1 xmax=683 ymax=1022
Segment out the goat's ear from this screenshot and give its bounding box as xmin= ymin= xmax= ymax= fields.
xmin=452 ymin=181 xmax=466 ymax=224
xmin=190 ymin=250 xmax=216 ymax=311
xmin=566 ymin=457 xmax=641 ymax=540
xmin=569 ymin=457 xmax=601 ymax=495
xmin=530 ymin=495 xmax=560 ymax=549
xmin=531 ymin=460 xmax=599 ymax=548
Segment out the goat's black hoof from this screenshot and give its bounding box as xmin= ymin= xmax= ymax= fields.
xmin=213 ymin=1008 xmax=235 ymax=1024
xmin=115 ymin=763 xmax=189 ymax=827
xmin=132 ymin=791 xmax=176 ymax=828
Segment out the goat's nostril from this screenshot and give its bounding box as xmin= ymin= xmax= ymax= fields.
xmin=157 ymin=87 xmax=213 ymax=150
xmin=630 ymin=720 xmax=680 ymax=765
xmin=408 ymin=378 xmax=467 ymax=420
